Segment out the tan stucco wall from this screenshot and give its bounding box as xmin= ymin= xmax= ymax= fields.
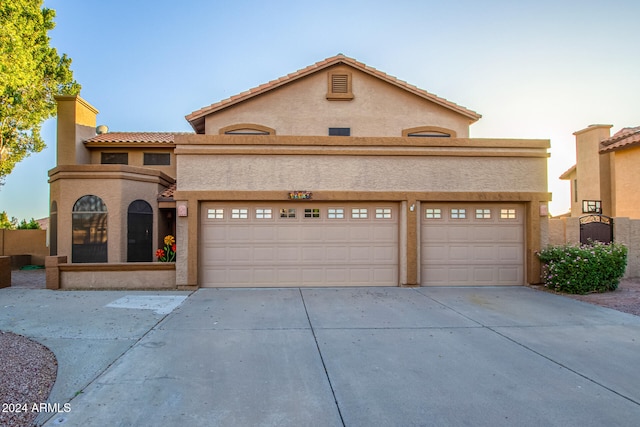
xmin=0 ymin=230 xmax=48 ymax=265
xmin=89 ymin=149 xmax=177 ymax=179
xmin=49 ymin=166 xmax=174 ymax=263
xmin=204 ymin=65 xmax=472 ymax=138
xmin=178 ymin=154 xmax=547 ymax=193
xmin=56 ymin=263 xmax=176 ymax=289
xmin=176 ymin=135 xmax=549 ymax=194
xmin=612 ymin=146 xmax=640 ymax=218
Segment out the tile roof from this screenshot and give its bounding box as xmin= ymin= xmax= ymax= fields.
xmin=85 ymin=132 xmax=189 ymax=145
xmin=559 ymin=164 xmax=576 ymax=180
xmin=185 ymin=54 xmax=482 ymax=133
xmin=600 ymin=126 xmax=640 ymax=153
xmin=158 ymin=183 xmax=176 ymax=201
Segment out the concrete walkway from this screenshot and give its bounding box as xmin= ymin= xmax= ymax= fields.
xmin=1 ymin=286 xmax=639 ymax=426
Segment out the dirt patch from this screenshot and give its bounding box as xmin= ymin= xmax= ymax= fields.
xmin=532 ymin=278 xmax=640 ymax=317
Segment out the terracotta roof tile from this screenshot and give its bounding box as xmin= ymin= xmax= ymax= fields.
xmin=185 ymin=54 xmax=481 ymax=133
xmin=600 ymin=126 xmax=640 ymax=153
xmin=158 ymin=183 xmax=176 ymax=201
xmin=85 ymin=132 xmax=190 ymax=144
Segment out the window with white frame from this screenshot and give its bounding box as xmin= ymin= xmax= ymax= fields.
xmin=375 ymin=208 xmax=392 ymax=219
xmin=255 ymin=208 xmax=272 ymax=219
xmin=328 ymin=208 xmax=344 ymax=219
xmin=450 ymin=208 xmax=466 ymax=219
xmin=475 ymin=209 xmax=491 ymax=219
xmin=425 ymin=208 xmax=442 ymax=219
xmin=304 ymin=208 xmax=320 ymax=218
xmin=500 ymin=208 xmax=517 ymax=219
xmin=231 ymin=208 xmax=248 ymax=219
xmin=351 ymin=208 xmax=368 ymax=219
xmin=280 ymin=208 xmax=296 ymax=218
xmin=207 ymin=208 xmax=224 ymax=219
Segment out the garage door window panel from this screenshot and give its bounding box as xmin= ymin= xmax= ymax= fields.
xmin=450 ymin=208 xmax=466 ymax=219
xmin=207 ymin=209 xmax=224 ymax=219
xmin=352 ymin=208 xmax=368 ymax=219
xmin=280 ymin=208 xmax=296 ymax=218
xmin=425 ymin=208 xmax=442 ymax=219
xmin=231 ymin=208 xmax=248 ymax=219
xmin=255 ymin=208 xmax=273 ymax=219
xmin=328 ymin=208 xmax=345 ymax=219
xmin=375 ymin=208 xmax=392 ymax=219
xmin=304 ymin=208 xmax=320 ymax=218
xmin=500 ymin=208 xmax=517 ymax=219
xmin=475 ymin=209 xmax=491 ymax=219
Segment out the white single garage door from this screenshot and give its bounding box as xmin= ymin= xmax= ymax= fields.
xmin=201 ymin=202 xmax=398 ymax=287
xmin=421 ymin=203 xmax=524 ymax=286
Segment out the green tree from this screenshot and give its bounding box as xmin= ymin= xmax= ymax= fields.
xmin=16 ymin=217 xmax=40 ymax=229
xmin=0 ymin=0 xmax=80 ymax=183
xmin=0 ymin=211 xmax=16 ymax=229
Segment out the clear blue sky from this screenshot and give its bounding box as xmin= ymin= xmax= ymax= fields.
xmin=1 ymin=0 xmax=638 ymax=220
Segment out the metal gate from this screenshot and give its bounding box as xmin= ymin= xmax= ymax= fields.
xmin=580 ymin=215 xmax=613 ymax=244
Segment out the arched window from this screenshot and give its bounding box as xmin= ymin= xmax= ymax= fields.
xmin=219 ymin=123 xmax=276 ymax=135
xmin=72 ymin=195 xmax=107 ymax=263
xmin=402 ymin=126 xmax=456 ymax=138
xmin=127 ymin=200 xmax=153 ymax=262
xmin=50 ymin=201 xmax=58 ymax=256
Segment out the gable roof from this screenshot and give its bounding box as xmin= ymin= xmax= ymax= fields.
xmin=185 ymin=54 xmax=482 ymax=134
xmin=600 ymin=126 xmax=640 ymax=153
xmin=559 ymin=164 xmax=576 ymax=180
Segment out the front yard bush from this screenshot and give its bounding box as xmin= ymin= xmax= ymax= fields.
xmin=537 ymin=241 xmax=628 ymax=294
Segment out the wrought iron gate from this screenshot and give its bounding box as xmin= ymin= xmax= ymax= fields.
xmin=579 ymin=214 xmax=613 ymax=244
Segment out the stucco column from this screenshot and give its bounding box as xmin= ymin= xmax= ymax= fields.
xmin=0 ymin=256 xmax=10 ymax=288
xmin=526 ymin=201 xmax=546 ymax=285
xmin=404 ymin=197 xmax=419 ymax=286
xmin=45 ymin=256 xmax=67 ymax=290
xmin=175 ymin=201 xmax=189 ymax=287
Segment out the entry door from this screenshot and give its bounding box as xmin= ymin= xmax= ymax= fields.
xmin=127 ymin=200 xmax=153 ymax=262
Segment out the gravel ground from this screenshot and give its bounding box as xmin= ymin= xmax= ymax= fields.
xmin=1 ymin=270 xmax=639 ymax=427
xmin=0 ymin=331 xmax=57 ymax=427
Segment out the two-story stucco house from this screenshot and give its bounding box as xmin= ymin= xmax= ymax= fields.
xmin=560 ymin=125 xmax=640 ymax=218
xmin=48 ymin=54 xmax=551 ymax=288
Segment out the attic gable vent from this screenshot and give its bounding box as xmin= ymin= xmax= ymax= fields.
xmin=331 ymin=74 xmax=349 ymax=93
xmin=326 ymin=71 xmax=353 ymax=101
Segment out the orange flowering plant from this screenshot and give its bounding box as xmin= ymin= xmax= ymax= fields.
xmin=156 ymin=235 xmax=176 ymax=262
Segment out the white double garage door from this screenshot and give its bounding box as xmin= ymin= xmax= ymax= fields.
xmin=200 ymin=202 xmax=523 ymax=287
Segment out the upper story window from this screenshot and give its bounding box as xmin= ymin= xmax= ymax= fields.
xmin=143 ymin=153 xmax=170 ymax=166
xmin=329 ymin=127 xmax=350 ymax=136
xmin=326 ymin=71 xmax=354 ymax=101
xmin=402 ymin=126 xmax=456 ymax=138
xmin=101 ymin=152 xmax=128 ymax=165
xmin=219 ymin=123 xmax=275 ymax=135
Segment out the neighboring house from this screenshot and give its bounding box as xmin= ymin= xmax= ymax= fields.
xmin=48 ymin=54 xmax=550 ymax=288
xmin=560 ymin=125 xmax=640 ymax=218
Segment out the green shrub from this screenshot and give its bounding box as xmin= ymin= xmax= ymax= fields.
xmin=537 ymin=241 xmax=628 ymax=294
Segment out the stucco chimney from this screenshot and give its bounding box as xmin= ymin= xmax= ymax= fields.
xmin=54 ymin=95 xmax=99 ymax=166
xmin=572 ymin=124 xmax=613 ymax=216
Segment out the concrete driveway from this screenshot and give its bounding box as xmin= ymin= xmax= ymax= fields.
xmin=1 ymin=286 xmax=640 ymax=426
